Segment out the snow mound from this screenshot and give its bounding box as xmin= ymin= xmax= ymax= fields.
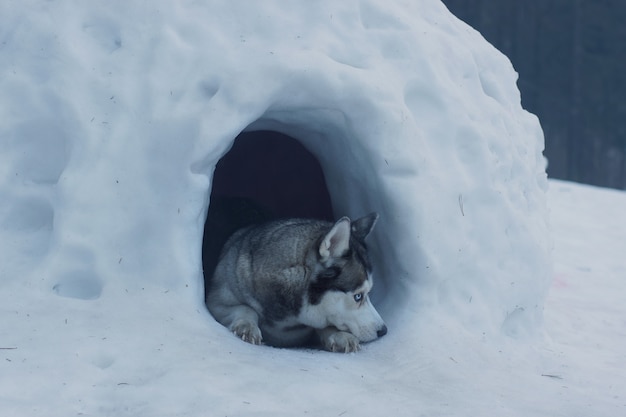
xmin=1 ymin=0 xmax=549 ymax=347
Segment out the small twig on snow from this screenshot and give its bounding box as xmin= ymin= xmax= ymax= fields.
xmin=541 ymin=374 xmax=563 ymax=380
xmin=458 ymin=194 xmax=465 ymax=216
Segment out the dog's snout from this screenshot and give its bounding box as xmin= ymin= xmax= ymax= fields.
xmin=377 ymin=325 xmax=388 ymax=338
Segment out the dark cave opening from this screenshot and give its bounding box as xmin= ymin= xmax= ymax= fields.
xmin=201 ymin=130 xmax=334 ymax=295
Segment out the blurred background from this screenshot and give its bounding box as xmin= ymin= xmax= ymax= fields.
xmin=442 ymin=0 xmax=626 ymax=190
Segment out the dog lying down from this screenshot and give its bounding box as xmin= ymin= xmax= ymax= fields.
xmin=206 ymin=213 xmax=387 ymax=353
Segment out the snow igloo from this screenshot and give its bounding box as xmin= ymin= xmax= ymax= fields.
xmin=1 ymin=0 xmax=551 ymax=344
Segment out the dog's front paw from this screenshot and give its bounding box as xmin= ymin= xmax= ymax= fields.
xmin=230 ymin=320 xmax=263 ymax=345
xmin=320 ymin=329 xmax=361 ymax=353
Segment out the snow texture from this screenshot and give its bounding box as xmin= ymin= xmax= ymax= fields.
xmin=3 ymin=1 xmax=608 ymax=416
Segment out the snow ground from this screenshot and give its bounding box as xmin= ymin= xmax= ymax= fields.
xmin=542 ymin=180 xmax=626 ymax=415
xmin=1 ymin=179 xmax=624 ymax=416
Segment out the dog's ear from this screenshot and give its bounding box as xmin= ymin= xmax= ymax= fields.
xmin=351 ymin=212 xmax=379 ymax=241
xmin=319 ymin=217 xmax=351 ymax=260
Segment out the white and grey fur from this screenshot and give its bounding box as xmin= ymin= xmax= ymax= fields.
xmin=206 ymin=213 xmax=387 ymax=352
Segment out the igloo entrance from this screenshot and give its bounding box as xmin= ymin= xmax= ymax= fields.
xmin=209 ymin=130 xmax=334 ymax=220
xmin=202 ymin=130 xmax=335 ymax=295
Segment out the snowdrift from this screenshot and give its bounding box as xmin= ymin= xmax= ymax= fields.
xmin=1 ymin=0 xmax=549 ymax=348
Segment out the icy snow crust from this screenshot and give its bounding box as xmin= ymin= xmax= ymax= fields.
xmin=1 ymin=0 xmax=557 ymax=415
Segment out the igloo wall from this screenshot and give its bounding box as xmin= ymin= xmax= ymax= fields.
xmin=0 ymin=0 xmax=550 ymax=339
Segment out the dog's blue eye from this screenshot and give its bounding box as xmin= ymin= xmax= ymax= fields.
xmin=354 ymin=293 xmax=363 ymax=303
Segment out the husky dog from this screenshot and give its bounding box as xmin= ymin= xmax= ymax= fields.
xmin=206 ymin=213 xmax=387 ymax=352
xmin=202 ymin=196 xmax=275 ymax=299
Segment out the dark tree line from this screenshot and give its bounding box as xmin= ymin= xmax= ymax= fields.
xmin=442 ymin=0 xmax=626 ymax=190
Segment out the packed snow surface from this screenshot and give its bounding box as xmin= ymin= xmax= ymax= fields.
xmin=2 ymin=180 xmax=624 ymax=416
xmin=1 ymin=1 xmax=615 ymax=416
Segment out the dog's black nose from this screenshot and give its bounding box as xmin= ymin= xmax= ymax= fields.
xmin=377 ymin=325 xmax=388 ymax=338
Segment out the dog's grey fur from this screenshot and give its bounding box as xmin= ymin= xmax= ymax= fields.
xmin=206 ymin=213 xmax=387 ymax=352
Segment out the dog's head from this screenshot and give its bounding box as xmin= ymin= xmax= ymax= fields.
xmin=304 ymin=213 xmax=387 ymax=342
